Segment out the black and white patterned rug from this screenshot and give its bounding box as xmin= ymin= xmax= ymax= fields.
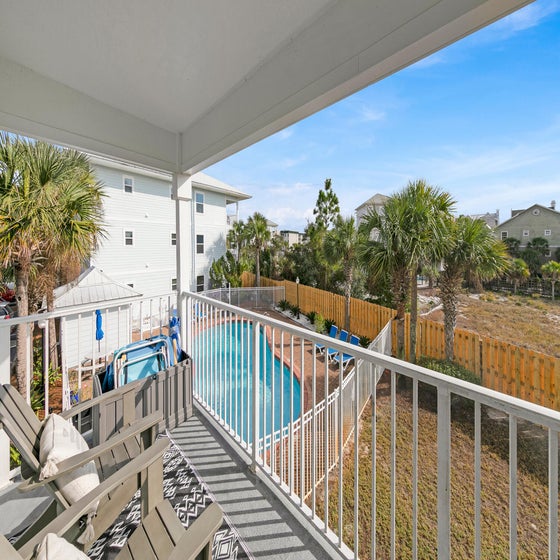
xmin=87 ymin=435 xmax=252 ymax=560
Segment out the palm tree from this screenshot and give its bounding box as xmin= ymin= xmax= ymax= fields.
xmin=508 ymin=258 xmax=530 ymax=294
xmin=359 ymin=180 xmax=454 ymax=360
xmin=324 ymin=216 xmax=363 ymax=332
xmin=439 ymin=216 xmax=508 ymax=361
xmin=541 ymin=261 xmax=560 ymax=301
xmin=0 ymin=135 xmax=105 ymax=396
xmin=226 ymin=219 xmax=246 ymax=264
xmin=245 ymin=212 xmax=271 ymax=287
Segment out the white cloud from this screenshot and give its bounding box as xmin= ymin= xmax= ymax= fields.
xmin=472 ymin=0 xmax=560 ymax=42
xmin=359 ymin=106 xmax=385 ymax=122
xmin=267 ymin=182 xmax=314 ymax=196
xmin=274 ymin=128 xmax=294 ymax=141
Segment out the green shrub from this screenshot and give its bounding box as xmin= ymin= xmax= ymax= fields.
xmin=324 ymin=318 xmax=336 ymax=333
xmin=359 ymin=335 xmax=371 ymax=348
xmin=290 ymin=304 xmax=301 ymax=319
xmin=278 ymin=299 xmax=290 ymax=311
xmin=306 ymin=310 xmax=317 ymax=324
xmin=314 ymin=313 xmax=325 ymax=334
xmin=418 ymin=356 xmax=481 ymax=385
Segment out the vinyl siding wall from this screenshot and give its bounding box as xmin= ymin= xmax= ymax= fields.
xmin=92 ymin=165 xmax=232 ymax=296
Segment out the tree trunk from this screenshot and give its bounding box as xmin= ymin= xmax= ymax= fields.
xmin=15 ymin=262 xmax=31 ymax=397
xmin=46 ymin=289 xmax=59 ymax=371
xmin=440 ymin=270 xmax=462 ymax=362
xmin=344 ymin=267 xmax=353 ymax=333
xmin=552 ymin=281 xmax=556 ymax=301
xmin=393 ymin=269 xmax=410 ymax=359
xmin=410 ymin=270 xmax=418 ymax=364
xmin=255 ymin=250 xmax=261 ymax=287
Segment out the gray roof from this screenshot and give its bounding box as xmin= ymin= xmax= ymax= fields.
xmin=355 ymin=193 xmax=389 ymax=212
xmin=54 ymin=266 xmax=142 ymax=308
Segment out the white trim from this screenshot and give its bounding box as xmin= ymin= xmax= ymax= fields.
xmin=522 ymin=229 xmax=530 ymax=237
xmin=123 ymin=175 xmax=134 ymax=194
xmin=501 ymin=231 xmax=508 ymax=240
xmin=196 ymin=234 xmax=204 ymax=254
xmin=124 ymin=229 xmax=135 ymax=246
xmin=195 ymin=191 xmax=204 ymax=213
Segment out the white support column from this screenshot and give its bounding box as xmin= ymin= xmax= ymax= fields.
xmin=0 ymin=325 xmax=11 ymax=487
xmin=173 ymin=172 xmax=193 ymax=343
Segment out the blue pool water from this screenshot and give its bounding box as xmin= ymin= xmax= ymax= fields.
xmin=195 ymin=321 xmax=301 ymax=442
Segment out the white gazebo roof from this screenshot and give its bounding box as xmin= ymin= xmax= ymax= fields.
xmin=0 ymin=1 xmax=530 ymax=174
xmin=54 ymin=267 xmax=142 ymax=309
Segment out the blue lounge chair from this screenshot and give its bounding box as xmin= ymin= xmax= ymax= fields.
xmin=326 ymin=329 xmax=349 ymax=361
xmin=315 ymin=325 xmax=338 ymax=354
xmin=333 ymin=334 xmax=360 ymax=368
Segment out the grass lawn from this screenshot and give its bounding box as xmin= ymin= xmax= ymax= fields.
xmin=422 ymin=290 xmax=560 ymax=357
xmin=316 ymin=374 xmax=554 ymax=559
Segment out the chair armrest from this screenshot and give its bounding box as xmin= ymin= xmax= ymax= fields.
xmin=18 ymin=438 xmax=170 ymax=560
xmin=18 ymin=411 xmax=162 ymax=491
xmin=169 ymin=503 xmax=223 ymax=560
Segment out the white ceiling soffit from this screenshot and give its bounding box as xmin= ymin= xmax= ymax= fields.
xmin=0 ymin=0 xmax=531 ymax=174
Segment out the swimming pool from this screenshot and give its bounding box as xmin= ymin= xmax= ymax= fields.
xmin=194 ymin=320 xmax=301 ymax=443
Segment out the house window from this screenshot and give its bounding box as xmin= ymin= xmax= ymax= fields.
xmin=124 ymin=230 xmax=134 ymax=246
xmin=196 ymin=234 xmax=204 ymax=254
xmin=501 ymin=231 xmax=508 ymax=240
xmin=195 ymin=192 xmax=204 ymax=213
xmin=171 ymin=232 xmax=177 ymax=246
xmin=196 ymin=275 xmax=205 ymax=292
xmin=522 ymin=230 xmax=530 ymax=237
xmin=171 ymin=278 xmax=177 ymax=291
xmin=123 ymin=176 xmax=134 ymax=194
xmin=545 ymin=229 xmax=552 ymax=236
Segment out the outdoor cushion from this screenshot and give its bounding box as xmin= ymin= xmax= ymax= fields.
xmin=35 ymin=533 xmax=90 ymax=560
xmin=39 ymin=414 xmax=100 ymax=543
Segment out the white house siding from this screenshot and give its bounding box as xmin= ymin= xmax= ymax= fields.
xmin=91 ymin=165 xmax=177 ymax=297
xmin=90 ymin=160 xmax=250 ymax=297
xmin=193 ymin=188 xmax=227 ymax=291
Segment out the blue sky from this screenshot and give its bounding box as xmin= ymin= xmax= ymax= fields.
xmin=207 ymin=0 xmax=560 ymax=232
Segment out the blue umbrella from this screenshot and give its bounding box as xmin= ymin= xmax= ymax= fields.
xmin=95 ymin=309 xmax=104 ymax=351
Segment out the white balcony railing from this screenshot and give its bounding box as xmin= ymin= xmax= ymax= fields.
xmin=185 ymin=291 xmax=560 ymax=560
xmin=1 ymin=289 xmax=559 ymax=559
xmin=0 ymin=291 xmax=177 ymax=431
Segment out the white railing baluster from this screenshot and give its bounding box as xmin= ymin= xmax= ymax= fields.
xmin=549 ymin=428 xmax=558 ymax=560
xmin=390 ymin=370 xmax=396 ymax=560
xmin=371 ymin=358 xmax=377 ymax=559
xmin=252 ymin=320 xmax=260 ymax=470
xmin=475 ymin=402 xmax=481 ymax=560
xmin=437 ymin=387 xmax=451 ymax=559
xmin=412 ymin=377 xmax=418 ymax=560
xmin=338 ymin=358 xmax=344 ymax=547
xmin=354 ymin=362 xmax=359 ymax=559
xmin=299 ymin=337 xmax=305 ymax=504
xmin=509 ymin=415 xmax=518 ymax=560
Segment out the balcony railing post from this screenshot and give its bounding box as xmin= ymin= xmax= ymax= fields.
xmin=251 ymin=320 xmax=260 ymax=472
xmin=437 ymin=387 xmax=451 ymax=559
xmin=0 ymin=325 xmax=11 ymax=488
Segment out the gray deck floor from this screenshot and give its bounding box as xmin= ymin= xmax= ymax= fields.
xmin=171 ymin=409 xmax=329 ymax=560
xmin=0 ymin=410 xmax=332 ymax=559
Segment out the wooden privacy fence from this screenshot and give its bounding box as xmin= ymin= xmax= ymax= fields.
xmin=243 ymin=272 xmax=560 ymax=410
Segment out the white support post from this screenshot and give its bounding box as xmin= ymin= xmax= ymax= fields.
xmin=0 ymin=325 xmax=11 ymax=487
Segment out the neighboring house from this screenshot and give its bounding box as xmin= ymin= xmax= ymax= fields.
xmin=266 ymin=219 xmax=279 ymax=236
xmin=90 ymin=156 xmax=250 ymax=296
xmin=496 ymin=202 xmax=560 ymax=257
xmin=280 ymin=230 xmax=304 ymax=247
xmin=355 ymin=193 xmax=389 ymax=226
xmin=469 ymin=210 xmax=499 ymax=229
